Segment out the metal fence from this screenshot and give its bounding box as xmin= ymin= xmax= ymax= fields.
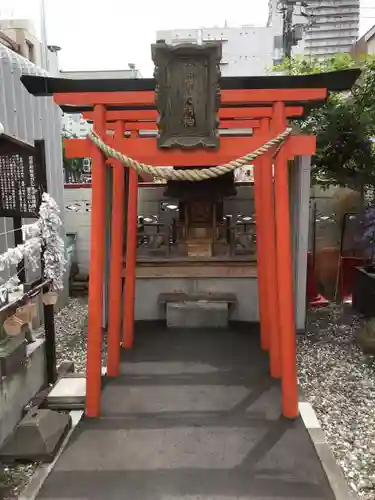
xmin=0 ymin=43 xmax=65 ymax=294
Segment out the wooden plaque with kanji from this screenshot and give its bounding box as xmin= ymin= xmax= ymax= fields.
xmin=151 ymin=41 xmax=222 ymax=149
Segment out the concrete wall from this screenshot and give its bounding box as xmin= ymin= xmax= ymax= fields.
xmin=135 ymin=157 xmax=310 ymax=331
xmin=0 ymin=43 xmax=65 ymax=290
xmin=0 ymin=19 xmax=43 ymax=66
xmin=156 ymin=27 xmax=275 ymax=76
xmin=64 ymin=188 xmax=91 ymax=274
xmin=135 ymin=277 xmax=259 ymax=323
xmin=64 ymin=184 xmax=257 ymax=274
xmin=290 ymin=156 xmax=311 ymax=332
xmin=64 ymin=158 xmax=311 ymax=332
xmin=368 ymin=36 xmax=375 ymax=56
xmin=310 ymin=185 xmax=363 ymax=251
xmin=0 ymin=340 xmax=46 ymax=447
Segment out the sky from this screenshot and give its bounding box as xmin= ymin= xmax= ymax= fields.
xmin=0 ymin=0 xmax=375 ymax=77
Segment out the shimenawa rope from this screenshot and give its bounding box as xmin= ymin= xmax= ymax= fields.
xmin=87 ymin=127 xmax=292 ymax=182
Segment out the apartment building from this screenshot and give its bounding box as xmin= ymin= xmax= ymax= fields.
xmin=156 ymin=26 xmax=275 ymax=76
xmin=268 ymin=0 xmax=360 ymax=59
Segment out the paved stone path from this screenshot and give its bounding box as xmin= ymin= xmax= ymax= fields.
xmin=38 ymin=326 xmax=335 ymax=499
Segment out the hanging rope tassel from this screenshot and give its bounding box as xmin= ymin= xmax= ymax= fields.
xmin=87 ymin=127 xmax=293 ymax=182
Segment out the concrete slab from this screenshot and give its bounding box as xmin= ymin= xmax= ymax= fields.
xmin=46 ymin=367 xmax=107 ymax=410
xmin=120 ymin=361 xmax=219 ymax=375
xmin=46 ymin=377 xmax=85 ymax=409
xmin=55 ymin=427 xmax=268 ymax=471
xmin=246 ymin=386 xmax=282 ymax=421
xmin=167 ymin=302 xmax=228 ymax=328
xmin=101 ymin=385 xmax=250 ymax=414
xmin=36 ymin=327 xmax=337 ymax=500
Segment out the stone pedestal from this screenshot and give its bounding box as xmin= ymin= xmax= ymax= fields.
xmin=0 ymin=409 xmax=71 ymax=462
xmin=167 ymin=301 xmax=228 ymax=328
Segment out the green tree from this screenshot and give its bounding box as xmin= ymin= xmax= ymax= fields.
xmin=274 ymin=54 xmax=375 ymax=191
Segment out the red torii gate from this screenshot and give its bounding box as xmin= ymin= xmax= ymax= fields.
xmin=60 ymin=87 xmax=320 ymax=420
xmin=16 ymin=65 xmax=350 ymax=420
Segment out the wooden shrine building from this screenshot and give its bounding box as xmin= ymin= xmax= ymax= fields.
xmin=22 ymin=43 xmax=360 ymax=420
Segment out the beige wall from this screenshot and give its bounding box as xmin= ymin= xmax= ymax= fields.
xmin=352 ymin=26 xmax=375 ymax=57
xmin=0 ymin=19 xmax=42 ymax=65
xmin=65 ymin=184 xmax=363 ymax=275
xmin=368 ymin=37 xmax=375 ymax=56
xmin=64 ymin=188 xmax=92 ymax=274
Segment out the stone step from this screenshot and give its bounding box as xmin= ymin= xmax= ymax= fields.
xmin=161 ymin=292 xmax=237 ymax=329
xmin=186 ymin=238 xmax=212 ymax=257
xmin=166 ymin=301 xmax=229 ymax=328
xmin=74 ymin=273 xmax=89 ymax=282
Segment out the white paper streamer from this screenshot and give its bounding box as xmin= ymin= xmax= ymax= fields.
xmin=0 ymin=193 xmax=67 ymax=300
xmin=39 ymin=193 xmax=67 ymax=291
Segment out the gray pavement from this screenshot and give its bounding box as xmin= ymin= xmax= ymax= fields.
xmin=37 ymin=325 xmax=335 ymax=499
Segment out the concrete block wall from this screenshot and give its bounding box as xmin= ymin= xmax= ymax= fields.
xmin=0 ymin=340 xmax=46 ymax=447
xmin=310 ymin=185 xmax=363 ymax=251
xmin=135 ymin=277 xmax=259 ymax=324
xmin=64 ymin=187 xmax=92 ymax=274
xmin=63 ymin=161 xmax=311 ymax=331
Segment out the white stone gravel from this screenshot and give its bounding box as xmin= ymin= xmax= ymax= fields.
xmin=53 ymin=296 xmax=90 ymax=371
xmin=297 ymin=304 xmax=375 ymax=500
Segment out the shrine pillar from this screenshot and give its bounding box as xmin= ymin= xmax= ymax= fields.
xmin=290 ymin=155 xmax=312 ymax=332
xmin=107 ymin=121 xmax=126 ymax=376
xmin=253 ymin=156 xmax=269 ymax=352
xmin=273 ymin=101 xmax=298 ymax=419
xmin=259 ymin=117 xmax=280 ymax=379
xmin=122 ymin=168 xmax=138 ymax=349
xmin=86 ymin=104 xmax=107 ymax=418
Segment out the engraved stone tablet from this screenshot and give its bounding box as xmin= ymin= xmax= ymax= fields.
xmin=152 ymin=41 xmax=222 ymax=149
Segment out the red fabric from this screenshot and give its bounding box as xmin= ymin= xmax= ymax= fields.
xmin=339 ymin=256 xmax=366 ymax=300
xmin=306 ymin=252 xmax=329 ymax=307
xmin=306 ymin=252 xmax=316 ymax=301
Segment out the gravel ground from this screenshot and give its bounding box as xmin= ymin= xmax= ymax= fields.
xmin=3 ymin=298 xmax=375 ymax=499
xmin=297 ymin=304 xmax=375 ymax=499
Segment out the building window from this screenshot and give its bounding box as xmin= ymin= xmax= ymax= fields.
xmin=26 ymin=41 xmax=35 ymax=63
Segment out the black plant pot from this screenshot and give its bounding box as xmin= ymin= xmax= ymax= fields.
xmin=352 ymin=266 xmax=375 ymax=317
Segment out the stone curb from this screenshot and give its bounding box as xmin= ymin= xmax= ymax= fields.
xmin=298 ymin=400 xmax=356 ymax=500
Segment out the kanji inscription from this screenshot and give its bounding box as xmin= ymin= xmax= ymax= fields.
xmin=152 ymin=41 xmax=222 ymax=149
xmin=0 ymin=138 xmax=47 ymax=218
